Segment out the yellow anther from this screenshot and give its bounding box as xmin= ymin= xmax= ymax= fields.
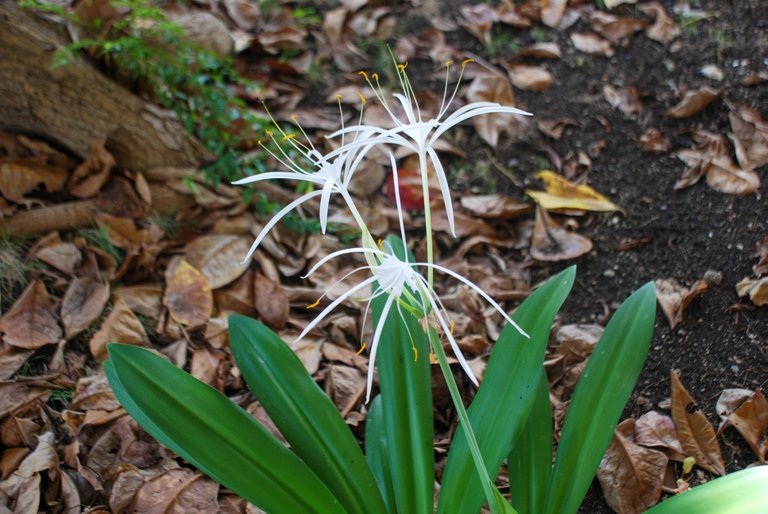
xmin=306 ymin=299 xmax=321 ymax=309
xmin=445 ymin=60 xmax=454 ymax=67
xmin=397 ymin=62 xmax=408 ymax=73
xmin=429 ymin=352 xmax=438 ymax=364
xmin=461 ymin=58 xmax=475 ymax=67
xmin=257 ymin=139 xmax=262 ymax=145
xmin=412 ymin=345 xmax=418 ymax=362
xmin=358 ymin=70 xmax=369 ymax=80
xmin=290 ymin=114 xmax=297 ymax=121
xmin=335 ymin=94 xmax=342 ymax=101
xmin=282 ymin=134 xmax=296 ymax=141
xmin=356 ymin=91 xmax=366 ymax=105
xmin=355 ymin=342 xmax=367 ymax=356
xmin=377 ymin=239 xmax=384 ymax=251
xmin=450 ymin=319 xmax=455 ymax=334
xmin=372 ymin=72 xmax=379 ymax=81
xmin=266 ymin=130 xmax=274 ymax=136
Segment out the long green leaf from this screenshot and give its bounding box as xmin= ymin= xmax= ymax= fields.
xmin=365 ymin=395 xmax=397 ymax=514
xmin=374 ymin=293 xmax=434 ymax=514
xmin=105 ymin=344 xmax=344 ymax=514
xmin=438 ymin=266 xmax=576 ymax=514
xmin=229 ymin=316 xmax=387 ymax=514
xmin=507 ymin=369 xmax=553 ymax=514
xmin=542 ymin=282 xmax=656 ymax=514
xmin=645 ymin=467 xmax=768 ymax=513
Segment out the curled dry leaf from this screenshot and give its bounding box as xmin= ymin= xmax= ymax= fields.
xmin=163 ymin=258 xmax=213 ymax=327
xmin=459 ymin=4 xmax=498 ymax=45
xmin=34 ymin=239 xmax=82 ymax=275
xmin=112 ymin=285 xmax=163 ymax=319
xmin=635 ymin=411 xmax=685 ymax=461
xmin=526 ymin=171 xmax=621 ymax=212
xmin=506 ymin=64 xmax=554 ymax=91
xmin=0 ymin=346 xmax=35 ymax=380
xmin=597 ymin=418 xmax=667 ymax=514
xmin=570 ymin=32 xmax=615 ymax=57
xmin=641 ymin=2 xmax=680 ymax=44
xmin=61 ymin=276 xmax=110 ymax=340
xmin=68 ymin=139 xmax=116 ymax=198
xmin=89 ymin=298 xmax=148 ymax=362
xmin=183 ymin=235 xmax=252 ymax=289
xmin=665 ymin=87 xmax=721 ymax=118
xmin=727 ymin=101 xmax=768 ymax=170
xmin=514 ymin=42 xmax=561 ymax=59
xmin=590 ymin=12 xmax=648 ymax=44
xmin=254 ymin=273 xmax=289 ymax=330
xmin=0 ymin=473 xmax=41 ymax=513
xmin=497 ymin=0 xmax=530 ymax=28
xmin=130 ymin=467 xmax=219 ymax=514
xmin=735 ymin=276 xmax=768 ymax=307
xmin=0 ymin=157 xmax=68 ymax=202
xmin=537 ymin=119 xmax=577 ymax=140
xmin=0 ymin=280 xmax=61 ymax=349
xmin=654 ymin=278 xmax=707 ymax=329
xmin=540 ymin=0 xmax=567 ymax=28
xmin=639 ymin=128 xmax=671 ymax=153
xmin=674 ymin=132 xmax=760 ymax=195
xmin=603 ymin=85 xmax=642 ymax=117
xmin=729 ymin=390 xmax=768 ymax=462
xmin=460 ymin=194 xmax=531 ymax=219
xmin=530 ymin=207 xmax=593 ymax=262
xmin=326 ymin=364 xmax=365 ymax=412
xmin=752 ymin=235 xmax=768 ymax=276
xmin=670 ymin=370 xmax=726 ymax=475
xmin=465 ymin=71 xmax=528 ymax=147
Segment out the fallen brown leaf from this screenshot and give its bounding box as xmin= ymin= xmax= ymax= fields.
xmin=254 ymin=273 xmax=290 ymax=330
xmin=0 ymin=157 xmax=68 ymax=203
xmin=715 ymin=388 xmax=754 ymax=432
xmin=530 ymin=207 xmax=593 ymax=262
xmin=666 ymin=87 xmax=721 ymax=118
xmin=34 ymin=238 xmax=82 ymax=275
xmin=506 ymin=64 xmax=554 ymax=91
xmin=465 ymin=71 xmax=528 ymax=147
xmin=639 ymin=128 xmax=671 ymax=153
xmin=0 ymin=472 xmax=41 ymax=513
xmin=727 ymin=100 xmax=768 ymax=170
xmin=603 ymin=85 xmax=642 ymax=117
xmin=514 ymin=42 xmax=561 ymax=59
xmin=570 ymin=32 xmax=615 ymax=57
xmin=752 ymin=235 xmax=768 ymax=276
xmin=459 ymin=4 xmax=498 ymax=45
xmin=641 ymin=2 xmax=681 ymax=44
xmin=635 ymin=411 xmax=685 ymax=461
xmin=497 ymin=0 xmax=530 ymax=28
xmin=537 ymin=119 xmax=577 ymax=140
xmin=112 ymin=285 xmax=163 ymax=319
xmin=670 ymin=370 xmax=726 ymax=475
xmin=654 ymin=278 xmax=707 ymax=329
xmin=183 ymin=235 xmax=253 ymax=289
xmin=0 ymin=280 xmax=61 ymax=349
xmin=735 ymin=276 xmax=768 ymax=307
xmin=0 ymin=346 xmax=35 ymax=380
xmin=597 ymin=418 xmax=667 ymax=514
xmin=130 ymin=467 xmax=219 ymax=514
xmin=540 ymin=0 xmax=567 ymax=28
xmin=590 ymin=12 xmax=648 ymax=44
xmin=729 ymin=389 xmax=768 ymax=462
xmin=89 ymin=297 xmax=148 ymax=362
xmin=459 ymin=194 xmax=531 ymax=219
xmin=674 ymin=132 xmax=760 ymax=195
xmin=163 ymin=258 xmax=213 ymax=327
xmin=68 ymin=139 xmax=115 ymax=198
xmin=526 ymin=171 xmax=621 ymax=213
xmin=61 ymin=276 xmax=110 ymax=340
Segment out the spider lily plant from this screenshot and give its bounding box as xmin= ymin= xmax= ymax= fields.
xmin=106 ymin=58 xmax=768 ymax=514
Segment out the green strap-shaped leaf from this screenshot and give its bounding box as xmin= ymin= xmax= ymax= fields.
xmin=507 ymin=369 xmax=553 ymax=514
xmin=645 ymin=467 xmax=768 ymax=514
xmin=542 ymin=282 xmax=656 ymax=514
xmin=365 ymin=395 xmax=397 ymax=514
xmin=228 ymin=316 xmax=387 ymax=514
xmin=105 ymin=344 xmax=344 ymax=514
xmin=438 ymin=266 xmax=576 ymax=514
xmin=374 ymin=293 xmax=434 ymax=514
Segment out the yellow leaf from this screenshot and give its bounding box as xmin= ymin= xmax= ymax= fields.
xmin=526 ymin=170 xmax=621 ymax=212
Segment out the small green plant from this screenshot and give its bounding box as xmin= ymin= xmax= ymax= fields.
xmin=483 ymin=26 xmax=522 ymax=58
xmin=78 ymin=226 xmax=125 ymax=265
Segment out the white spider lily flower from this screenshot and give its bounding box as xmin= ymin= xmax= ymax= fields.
xmin=233 ymin=104 xmax=375 ymax=263
xmin=297 ymin=157 xmax=528 ymax=402
xmin=328 ymin=60 xmax=532 ymax=236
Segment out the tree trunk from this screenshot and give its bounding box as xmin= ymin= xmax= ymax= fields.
xmin=0 ymin=0 xmax=208 ymax=170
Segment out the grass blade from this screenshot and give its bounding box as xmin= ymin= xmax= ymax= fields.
xmin=437 ymin=266 xmax=575 ymax=514
xmin=543 ymin=282 xmax=656 ymax=514
xmin=105 ymin=344 xmax=344 ymax=514
xmin=229 ymin=315 xmax=387 ymax=514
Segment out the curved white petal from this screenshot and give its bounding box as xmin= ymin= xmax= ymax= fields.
xmin=389 ymin=154 xmax=409 ymax=252
xmin=431 ymin=105 xmax=532 ymax=144
xmin=303 ymin=246 xmax=387 ymax=278
xmin=426 ymin=146 xmax=455 ymax=237
xmin=232 ymin=171 xmax=313 ymax=185
xmin=241 ymin=190 xmax=323 ymax=263
xmin=430 ymin=292 xmax=479 ymax=387
xmin=319 ymin=179 xmax=336 ymax=234
xmin=393 ymin=93 xmax=418 ymax=125
xmin=295 ymin=275 xmax=379 ymax=344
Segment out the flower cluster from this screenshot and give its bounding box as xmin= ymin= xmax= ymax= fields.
xmin=235 ymin=60 xmax=531 ymax=401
